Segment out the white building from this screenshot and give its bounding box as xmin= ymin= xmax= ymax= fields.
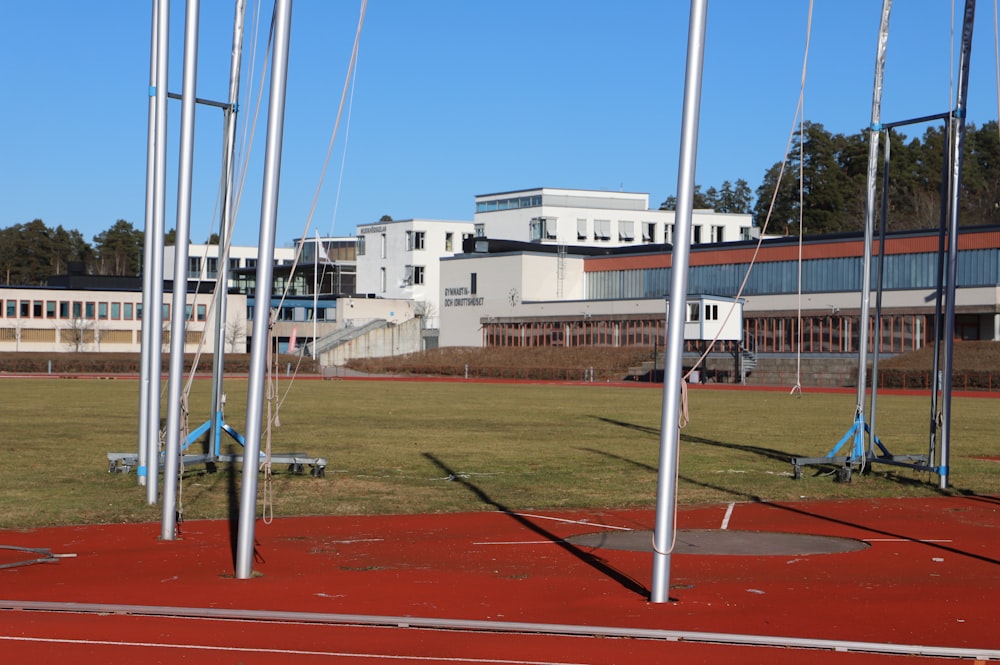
xmin=438 ymin=243 xmax=742 ymax=348
xmin=355 ymin=219 xmax=475 ymax=329
xmin=163 ymin=243 xmax=297 ymax=282
xmin=473 ymin=187 xmax=756 ymax=247
xmin=0 ymin=281 xmax=247 ymax=354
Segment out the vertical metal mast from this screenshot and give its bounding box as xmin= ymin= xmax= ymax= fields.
xmin=161 ymin=0 xmax=201 ymax=541
xmin=209 ymin=0 xmax=247 ymax=457
xmin=138 ymin=0 xmax=160 ymax=490
xmin=143 ymin=0 xmax=170 ymax=506
xmin=236 ymin=0 xmax=294 ymax=580
xmin=854 ymin=0 xmax=893 ymax=464
xmin=940 ymin=0 xmax=977 ymax=489
xmin=650 ymin=0 xmax=707 ymax=604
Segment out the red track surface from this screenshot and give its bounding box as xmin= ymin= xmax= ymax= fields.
xmin=2 ymin=496 xmax=998 ymax=663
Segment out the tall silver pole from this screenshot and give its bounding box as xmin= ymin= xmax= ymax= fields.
xmin=940 ymin=0 xmax=976 ymax=489
xmin=209 ymin=0 xmax=247 ymax=457
xmin=854 ymin=0 xmax=892 ymax=452
xmin=146 ymin=0 xmax=170 ymax=506
xmin=161 ymin=0 xmax=201 ymax=541
xmin=650 ymin=0 xmax=707 ymax=604
xmin=138 ymin=0 xmax=160 ymax=489
xmin=236 ymin=0 xmax=293 ymax=579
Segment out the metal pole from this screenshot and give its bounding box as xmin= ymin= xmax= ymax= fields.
xmin=146 ymin=0 xmax=170 ymax=506
xmin=854 ymin=0 xmax=893 ymax=461
xmin=138 ymin=0 xmax=160 ymax=489
xmin=236 ymin=0 xmax=293 ymax=579
xmin=209 ymin=0 xmax=247 ymax=458
xmin=650 ymin=0 xmax=707 ymax=604
xmin=161 ymin=0 xmax=201 ymax=541
xmin=940 ymin=0 xmax=976 ymax=489
xmin=868 ymin=129 xmax=891 ymax=456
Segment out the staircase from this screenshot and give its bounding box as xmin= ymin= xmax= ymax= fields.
xmin=739 ymin=345 xmax=758 ymax=376
xmin=306 ymin=319 xmax=388 ymax=358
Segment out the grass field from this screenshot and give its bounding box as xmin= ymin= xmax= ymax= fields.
xmin=0 ymin=377 xmax=997 ymax=530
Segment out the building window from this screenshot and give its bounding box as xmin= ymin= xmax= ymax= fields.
xmin=356 ymin=235 xmax=366 ymax=256
xmin=124 ymin=303 xmax=134 ymax=320
xmin=85 ymin=302 xmax=96 ymax=319
xmin=197 ymin=304 xmax=207 ymax=321
xmin=705 ymin=304 xmax=719 ymax=320
xmin=111 ymin=303 xmax=121 ymax=319
xmin=470 ymin=272 xmax=478 ymax=295
xmin=642 ymin=222 xmax=656 ymax=243
xmin=206 ymin=257 xmax=219 ymax=279
xmin=6 ymin=301 xmax=15 ymax=317
xmin=594 ymin=220 xmax=611 ymax=242
xmin=98 ymin=302 xmax=108 ymax=320
xmin=229 ymin=257 xmax=241 ymax=272
xmin=474 ymin=224 xmax=485 ymax=238
xmin=711 ymin=225 xmax=725 ymax=243
xmin=577 ymin=218 xmax=588 ymax=241
xmin=245 ymin=258 xmax=257 ymax=269
xmin=414 ymin=231 xmax=425 ymax=250
xmin=380 ymin=233 xmax=387 ymax=258
xmin=692 ymin=225 xmax=703 ymax=244
xmin=33 ymin=300 xmax=43 ymax=318
xmin=445 ymin=232 xmax=453 ymax=252
xmin=188 ymin=256 xmax=201 ymax=278
xmin=72 ymin=302 xmax=82 ymax=318
xmin=687 ymin=302 xmax=700 ymax=322
xmin=380 ymin=267 xmax=386 ymax=292
xmin=46 ymin=301 xmax=57 ymax=318
xmin=619 ymin=221 xmax=635 ymax=242
xmin=20 ymin=300 xmax=30 ymax=317
xmin=413 ymin=265 xmax=425 ymax=285
xmin=59 ymin=302 xmax=69 ymax=318
xmin=463 ymin=232 xmax=474 ymax=243
xmin=740 ymin=226 xmax=753 ymax=241
xmin=666 ymin=224 xmax=674 ymax=244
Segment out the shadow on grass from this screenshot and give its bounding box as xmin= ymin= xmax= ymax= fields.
xmin=576 ymin=446 xmax=1000 ymax=568
xmin=593 ymin=416 xmax=802 ymax=463
xmin=421 ymin=452 xmax=650 ymax=599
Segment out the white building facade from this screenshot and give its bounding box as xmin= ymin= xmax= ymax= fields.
xmin=0 ymin=284 xmax=247 ymax=354
xmin=355 ymin=219 xmax=475 ymax=328
xmin=163 ymin=243 xmax=297 ymax=282
xmin=473 ymin=187 xmax=756 ymax=247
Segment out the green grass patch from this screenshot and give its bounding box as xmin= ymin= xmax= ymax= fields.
xmin=0 ymin=378 xmax=997 ymax=529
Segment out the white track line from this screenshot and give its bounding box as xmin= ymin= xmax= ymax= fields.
xmin=0 ymin=635 xmax=585 ymax=665
xmin=506 ymin=512 xmax=632 ymax=531
xmin=720 ymin=502 xmax=736 ymax=530
xmin=2 ymin=600 xmax=998 ymax=661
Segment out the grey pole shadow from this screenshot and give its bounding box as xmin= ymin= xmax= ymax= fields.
xmin=421 ymin=452 xmax=650 ymax=599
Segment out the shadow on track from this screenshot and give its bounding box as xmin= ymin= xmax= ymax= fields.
xmin=422 ymin=451 xmax=650 ymax=599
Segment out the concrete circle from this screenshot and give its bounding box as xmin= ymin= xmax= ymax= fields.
xmin=565 ymin=529 xmax=869 ymax=555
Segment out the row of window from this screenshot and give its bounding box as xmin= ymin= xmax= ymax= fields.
xmin=357 ymin=231 xmax=473 ymax=257
xmin=481 ymin=313 xmax=946 ymax=353
xmin=0 ymin=298 xmax=207 ymax=322
xmin=475 ymin=195 xmax=542 ymax=213
xmin=524 ymin=218 xmax=754 ymax=244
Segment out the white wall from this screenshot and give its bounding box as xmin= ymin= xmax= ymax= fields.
xmin=0 ymin=286 xmax=246 ymax=354
xmin=474 ymin=188 xmax=755 ymax=248
xmin=355 ymin=219 xmax=474 ymax=327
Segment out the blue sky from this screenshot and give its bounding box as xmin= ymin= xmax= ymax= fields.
xmin=2 ymin=1 xmax=998 ymax=248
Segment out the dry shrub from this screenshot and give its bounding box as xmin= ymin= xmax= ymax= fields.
xmin=346 ymin=346 xmax=656 ymax=382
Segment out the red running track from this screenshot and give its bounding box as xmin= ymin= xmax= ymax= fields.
xmin=1 ymin=496 xmax=998 ymax=664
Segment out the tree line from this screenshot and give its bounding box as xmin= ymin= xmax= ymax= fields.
xmin=0 ymin=220 xmax=220 ymax=286
xmin=7 ymin=120 xmax=1000 ymax=284
xmin=0 ymin=219 xmax=145 ymax=285
xmin=666 ymin=120 xmax=1000 ymax=236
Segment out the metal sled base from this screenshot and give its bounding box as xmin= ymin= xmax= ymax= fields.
xmin=108 ymin=413 xmax=327 ymax=478
xmin=791 ymin=414 xmax=930 ymax=482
